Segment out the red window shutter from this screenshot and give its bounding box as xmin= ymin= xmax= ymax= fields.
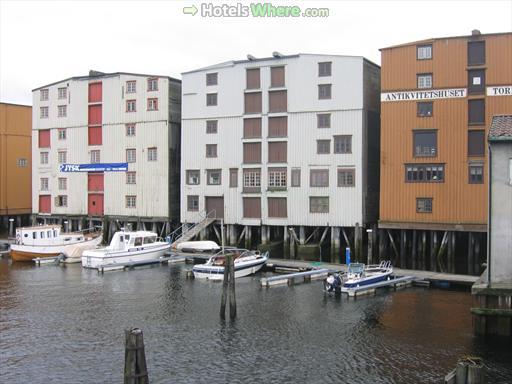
xmin=88 ymin=105 xmax=102 ymax=125
xmin=39 ymin=195 xmax=51 ymax=213
xmin=88 ymin=82 xmax=102 ymax=103
xmin=38 ymin=130 xmax=50 ymax=148
xmin=88 ymin=173 xmax=104 ymax=192
xmin=88 ymin=126 xmax=102 ymax=145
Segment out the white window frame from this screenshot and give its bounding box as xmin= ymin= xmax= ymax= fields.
xmin=268 ymin=170 xmax=287 ymax=187
xmin=40 ymin=152 xmax=49 ymax=164
xmin=90 ymin=150 xmax=100 ymax=164
xmin=17 ymin=158 xmax=28 ymax=167
xmin=417 ymin=74 xmax=433 ymax=89
xmin=126 ymin=195 xmax=137 ymax=208
xmin=58 ymin=151 xmax=67 ymax=164
xmin=55 ymin=195 xmax=68 ymax=207
xmin=58 ymin=129 xmax=66 ymax=140
xmin=417 ymin=45 xmax=432 ymax=60
xmin=126 ymin=149 xmax=136 ymax=163
xmin=126 ymin=81 xmax=136 ymax=93
xmin=147 ymin=98 xmax=158 ymax=111
xmin=187 ymin=170 xmax=200 ymax=185
xmin=148 ymin=147 xmax=157 ymax=161
xmin=126 ymin=100 xmax=136 ymax=112
xmin=58 ymin=105 xmax=67 ymax=117
xmin=207 ymin=170 xmax=222 ymax=185
xmin=40 ymin=107 xmax=49 ymax=118
xmin=126 ymin=171 xmax=136 ymax=184
xmin=58 ymin=178 xmax=67 ymax=190
xmin=126 ymin=124 xmax=136 ymax=136
xmin=243 ymin=171 xmax=261 ymax=187
xmin=40 ymin=178 xmax=49 ymax=191
xmin=40 ymin=89 xmax=49 ymax=101
xmin=58 ymin=87 xmax=67 ymax=99
xmin=147 ymin=78 xmax=158 ymax=92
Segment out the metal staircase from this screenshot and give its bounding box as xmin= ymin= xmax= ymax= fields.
xmin=168 ymin=210 xmax=216 ymax=248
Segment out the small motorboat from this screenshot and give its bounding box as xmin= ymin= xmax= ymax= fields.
xmin=81 ymin=230 xmax=170 ymax=269
xmin=192 ymin=248 xmax=269 ymax=280
xmin=174 ymin=240 xmax=220 ymax=253
xmin=324 ymin=261 xmax=393 ymax=294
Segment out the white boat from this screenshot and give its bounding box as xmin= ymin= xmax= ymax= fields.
xmin=81 ymin=230 xmax=170 ymax=269
xmin=174 ymin=240 xmax=220 ymax=253
xmin=324 ymin=261 xmax=393 ymax=293
xmin=10 ymin=225 xmax=102 ymax=262
xmin=192 ymin=248 xmax=269 ymax=280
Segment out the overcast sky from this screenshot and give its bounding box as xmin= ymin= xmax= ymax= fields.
xmin=1 ymin=0 xmax=511 ymax=105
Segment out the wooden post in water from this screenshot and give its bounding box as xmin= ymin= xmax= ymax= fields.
xmin=400 ymin=229 xmax=406 ymax=269
xmin=228 ymin=254 xmax=236 ymax=319
xmin=124 ymin=328 xmax=149 ymax=384
xmin=430 ymin=231 xmax=438 ymax=272
xmin=420 ymin=231 xmax=427 ymax=270
xmin=220 ymin=253 xmax=229 ymax=320
xmin=411 ymin=230 xmax=417 ymax=270
xmin=448 ymin=232 xmax=455 ymax=274
xmin=468 ymin=232 xmax=475 ymax=276
xmin=474 ymin=235 xmax=481 ymax=275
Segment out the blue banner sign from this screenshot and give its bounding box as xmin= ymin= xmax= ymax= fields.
xmin=59 ymin=163 xmax=128 ymax=172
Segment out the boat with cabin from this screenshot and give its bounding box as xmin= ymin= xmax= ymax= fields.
xmin=81 ymin=230 xmax=170 ymax=269
xmin=10 ymin=225 xmax=102 ymax=262
xmin=192 ymin=248 xmax=269 ymax=280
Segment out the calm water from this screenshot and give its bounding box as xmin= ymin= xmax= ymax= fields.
xmin=0 ymin=258 xmax=511 ymax=384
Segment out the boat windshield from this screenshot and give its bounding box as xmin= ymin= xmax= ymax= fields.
xmin=348 ymin=263 xmax=365 ymax=274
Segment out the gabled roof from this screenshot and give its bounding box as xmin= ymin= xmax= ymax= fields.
xmin=489 ymin=115 xmax=512 ymax=142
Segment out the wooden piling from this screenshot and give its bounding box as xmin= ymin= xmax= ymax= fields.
xmin=448 ymin=232 xmax=455 ymax=274
xmin=430 ymin=231 xmax=438 ymax=272
xmin=412 ymin=230 xmax=417 ymax=270
xmin=228 ymin=254 xmax=236 ymax=320
xmin=468 ymin=232 xmax=475 ymax=276
xmin=124 ymin=328 xmax=149 ymax=384
xmin=387 ymin=230 xmax=399 ymax=265
xmin=220 ymin=254 xmax=229 ymax=320
xmin=420 ymin=231 xmax=427 ymax=270
xmin=400 ymin=229 xmax=406 ymax=269
xmin=474 ymin=235 xmax=481 ymax=275
xmin=354 ymin=223 xmax=362 ymax=262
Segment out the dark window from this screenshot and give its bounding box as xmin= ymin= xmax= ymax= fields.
xmin=310 ymin=169 xmax=329 ymax=187
xmin=206 ymin=120 xmax=218 ymax=134
xmin=413 ymin=130 xmax=437 ymax=157
xmin=243 ymin=142 xmax=262 ymax=163
xmin=468 ymin=41 xmax=485 ymax=66
xmin=468 ymin=99 xmax=485 ymax=125
xmin=417 ymin=44 xmax=432 ymax=60
xmin=310 ymin=197 xmax=329 ymax=213
xmin=416 ymin=198 xmax=433 ymax=213
xmin=317 ymin=113 xmax=331 ymax=128
xmin=268 ymin=197 xmax=287 ymax=218
xmin=469 ymin=164 xmax=484 ymax=184
xmin=206 ymin=144 xmax=217 ymax=158
xmin=187 ymin=195 xmax=199 ymax=211
xmin=207 ymin=169 xmax=222 ymax=185
xmin=334 ymin=135 xmax=352 ymax=154
xmin=186 ymin=170 xmax=200 ymax=185
xmin=318 ymin=62 xmax=332 ymax=77
xmin=317 ymin=140 xmax=330 ymax=154
xmin=270 ymin=66 xmax=285 ymax=87
xmin=244 ymin=92 xmax=262 ymax=114
xmin=246 ymin=68 xmax=260 ymax=89
xmin=243 ymin=118 xmax=262 ymax=138
xmin=417 ymin=73 xmax=432 ymax=89
xmin=318 ymin=84 xmax=332 ymax=99
xmin=468 ymin=130 xmax=485 ymax=156
xmin=268 ymin=141 xmax=287 ymax=163
xmin=206 ymin=73 xmax=218 ymax=86
xmin=405 ymin=164 xmax=444 ymax=183
xmin=338 ymin=169 xmax=355 ymax=187
xmin=417 ymin=102 xmax=433 ymax=117
xmin=468 ymin=69 xmax=485 ymax=95
xmin=229 ymin=168 xmax=238 ymax=188
xmin=206 ymin=93 xmax=217 ymax=106
xmin=291 ymin=168 xmax=301 ymax=187
xmin=268 ymin=116 xmax=287 ymax=137
xmin=269 ymin=90 xmax=287 ymax=113
xmin=243 ymin=197 xmax=261 ymax=219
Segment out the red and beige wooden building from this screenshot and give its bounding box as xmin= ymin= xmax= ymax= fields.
xmin=379 ymin=31 xmax=512 ymax=274
xmin=32 ymin=71 xmax=181 ymax=233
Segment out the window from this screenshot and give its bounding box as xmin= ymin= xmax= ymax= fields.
xmin=58 ymin=178 xmax=67 ymax=190
xmin=58 ymin=151 xmax=67 ymax=164
xmin=244 ymin=118 xmax=261 ymax=138
xmin=268 ymin=141 xmax=287 ymax=163
xmin=416 ymin=198 xmax=432 ymax=213
xmin=55 ymin=195 xmax=68 ymax=207
xmin=317 ymin=140 xmax=330 ymax=154
xmin=147 ymin=98 xmax=158 ymax=111
xmin=90 ymin=150 xmax=100 ymax=163
xmin=147 ymin=78 xmax=158 ymax=91
xmin=243 ymin=197 xmax=261 ymax=218
xmin=310 ymin=169 xmax=329 ymax=187
xmin=468 ymin=130 xmax=485 ymax=156
xmin=58 ymin=105 xmax=67 ymax=117
xmin=469 ymin=164 xmax=484 ymax=184
xmin=17 ymin=158 xmax=28 ymax=167
xmin=291 ymin=168 xmax=301 ymax=187
xmin=126 ymin=148 xmax=136 ymax=163
xmin=243 ymin=169 xmax=261 ymax=191
xmin=468 ymin=99 xmax=485 ymax=125
xmin=206 ymin=93 xmax=217 ymax=106
xmin=207 ymin=169 xmax=222 ymax=185
xmin=58 ymin=87 xmax=67 ymax=99
xmin=206 ymin=144 xmax=217 ymax=158
xmin=417 ymin=45 xmax=432 ymax=60
xmin=126 ymin=100 xmax=136 ymax=112
xmin=417 ymin=102 xmax=433 ymax=117
xmin=40 ymin=89 xmax=49 ymax=101
xmin=58 ymin=129 xmax=66 ymax=140
xmin=468 ymin=41 xmax=485 ymax=66
xmin=40 ymin=106 xmax=49 ymax=118
xmin=268 ymin=116 xmax=287 ymax=137
xmin=246 ymin=68 xmax=260 ymax=89
xmin=268 ymin=197 xmax=287 ymax=218
xmin=317 ymin=113 xmax=331 ymax=128
xmin=318 ymin=62 xmax=332 ymax=77
xmin=405 ymin=164 xmax=444 ymax=182
xmin=126 ymin=195 xmax=136 ymax=208
xmin=338 ymin=169 xmax=355 ymax=187
xmin=270 ymin=66 xmax=285 ymax=87
xmin=126 ymin=123 xmax=136 ymax=136
xmin=39 ymin=130 xmax=50 ymax=147
xmin=268 ymin=168 xmax=287 ymax=188
xmin=334 ymin=135 xmax=352 ymax=154
xmin=468 ymin=69 xmax=485 ymax=94
xmin=268 ymin=90 xmax=287 ymax=113
xmin=186 ymin=170 xmax=200 ymax=185
xmin=40 ymin=152 xmax=49 ymax=164
xmin=187 ymin=195 xmax=199 ymax=211
xmin=126 ymin=81 xmax=136 ymax=93
xmin=126 ymin=172 xmax=136 ymax=184
xmin=417 ymin=74 xmax=432 ymax=89
xmin=147 ymin=147 xmax=157 ymax=161
xmin=229 ymin=168 xmax=238 ymax=188
xmin=40 ymin=178 xmax=49 ymax=191
xmin=206 ymin=120 xmax=218 ymax=134
xmin=243 ymin=142 xmax=262 ymax=163
xmin=244 ymin=92 xmax=262 ymax=114
xmin=206 ymin=73 xmax=218 ymax=86
xmin=310 ymin=197 xmax=329 ymax=213
xmin=413 ymin=130 xmax=437 ymax=157
xmin=318 ymin=84 xmax=332 ymax=99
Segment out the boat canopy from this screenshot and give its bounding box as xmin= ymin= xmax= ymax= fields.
xmin=348 ymin=263 xmax=365 ymax=274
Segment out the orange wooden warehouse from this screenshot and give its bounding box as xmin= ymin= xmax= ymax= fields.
xmin=379 ymin=31 xmax=512 ymax=274
xmin=0 ymin=102 xmax=32 ymax=234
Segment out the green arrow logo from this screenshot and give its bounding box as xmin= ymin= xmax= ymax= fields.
xmin=183 ymin=5 xmax=198 ymax=16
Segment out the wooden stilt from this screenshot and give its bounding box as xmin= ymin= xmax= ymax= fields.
xmin=299 ymin=226 xmax=305 ymax=245
xmin=437 ymin=231 xmax=449 ymax=272
xmin=400 ymin=229 xmax=407 ymax=269
xmin=411 ymin=230 xmax=417 ymax=270
xmin=341 ymin=228 xmax=351 ymax=250
xmin=468 ymin=232 xmax=475 ymax=276
xmin=448 ymin=231 xmax=456 ymax=274
xmin=474 ymin=234 xmax=481 ymax=275
xmin=228 ymin=254 xmax=236 ymax=320
xmin=387 ymin=230 xmax=399 ymax=264
xmin=420 ymin=231 xmax=427 ymax=270
xmin=430 ymin=231 xmax=437 ymax=272
xmin=354 ymin=223 xmax=362 ymax=262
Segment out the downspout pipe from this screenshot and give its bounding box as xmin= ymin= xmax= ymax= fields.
xmin=487 ymin=142 xmax=492 ymax=286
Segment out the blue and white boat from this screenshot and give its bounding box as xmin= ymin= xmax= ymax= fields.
xmin=192 ymin=248 xmax=269 ymax=280
xmin=340 ymin=261 xmax=393 ymax=292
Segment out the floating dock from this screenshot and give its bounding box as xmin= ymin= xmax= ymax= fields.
xmin=260 ymin=268 xmax=329 ymax=287
xmin=33 ymin=256 xmax=62 ymax=265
